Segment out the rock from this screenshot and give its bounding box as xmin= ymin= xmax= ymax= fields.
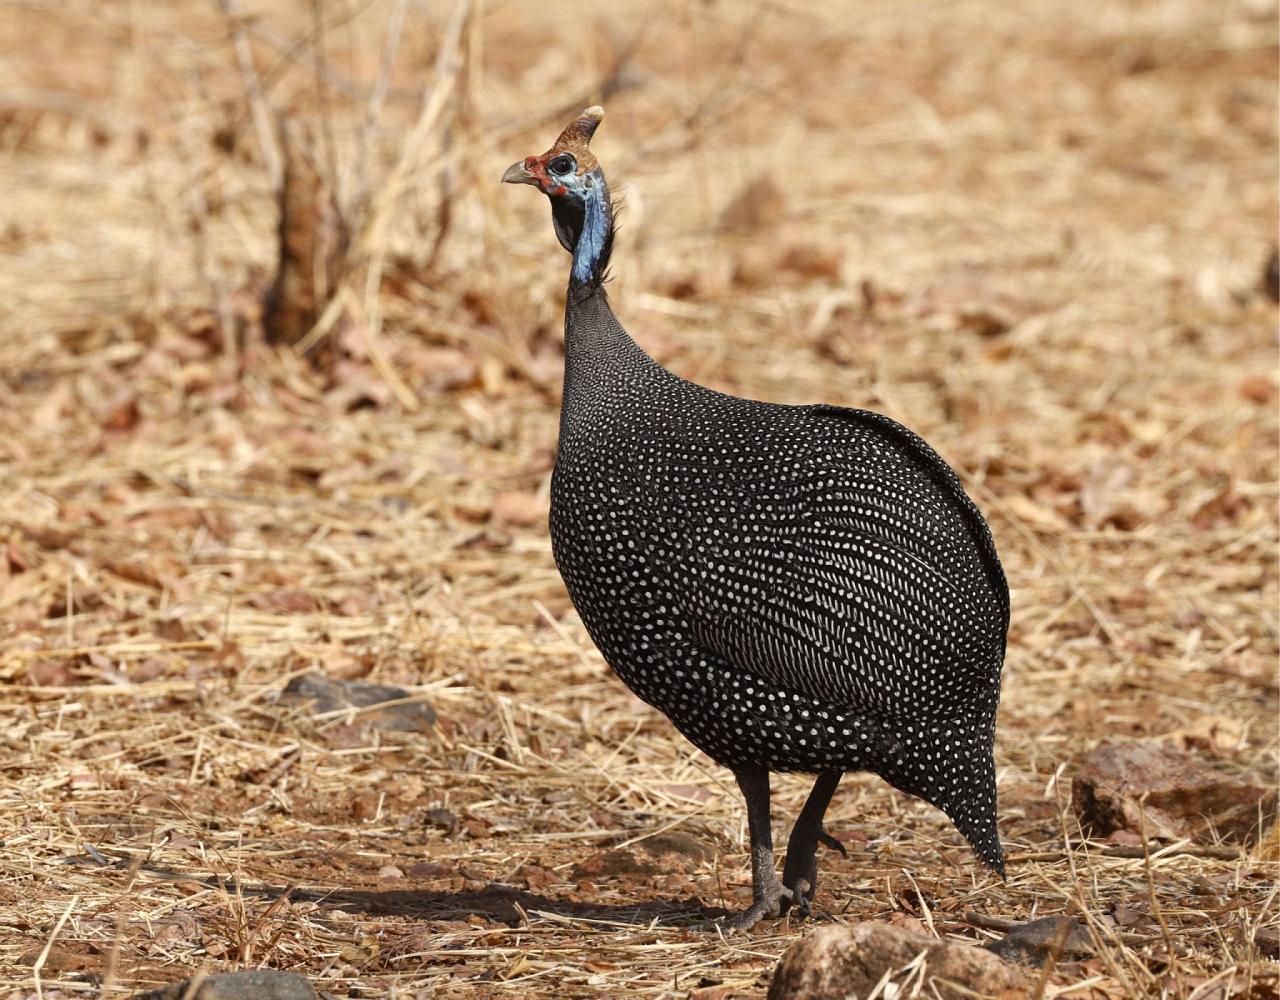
xmin=17 ymin=943 xmax=98 ymax=971
xmin=635 ymin=830 xmax=716 ymax=865
xmin=767 ymin=922 xmax=1028 ymax=1000
xmin=984 ymin=916 xmax=1094 ymax=967
xmin=572 ymin=831 xmax=716 ymax=880
xmin=138 ymin=969 xmax=318 ymax=1000
xmin=1071 ymin=741 xmax=1277 ymax=844
xmin=571 ymin=848 xmax=659 ymax=880
xmin=423 ymin=807 xmax=460 ymax=835
xmin=279 ymin=673 xmax=435 ymax=735
xmin=1255 ymin=926 xmax=1280 ymax=959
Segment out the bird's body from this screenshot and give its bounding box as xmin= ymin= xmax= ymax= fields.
xmin=504 ymin=108 xmax=1009 ymax=929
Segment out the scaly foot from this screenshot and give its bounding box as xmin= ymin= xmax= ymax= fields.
xmin=780 ymin=825 xmax=846 ymax=918
xmin=714 ymin=879 xmax=794 ymax=933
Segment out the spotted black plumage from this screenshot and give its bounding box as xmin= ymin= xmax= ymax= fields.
xmin=504 ymin=107 xmax=1009 ymax=930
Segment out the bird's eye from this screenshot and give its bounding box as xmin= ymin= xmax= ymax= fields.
xmin=548 ymin=155 xmax=575 ymax=175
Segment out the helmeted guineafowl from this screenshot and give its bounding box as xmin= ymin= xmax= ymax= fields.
xmin=503 ymin=107 xmax=1009 ymax=931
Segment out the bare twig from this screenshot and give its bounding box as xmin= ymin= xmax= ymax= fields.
xmin=215 ymin=0 xmax=283 ymax=187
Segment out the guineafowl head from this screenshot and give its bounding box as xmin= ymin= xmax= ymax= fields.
xmin=503 ymin=106 xmax=614 ymax=286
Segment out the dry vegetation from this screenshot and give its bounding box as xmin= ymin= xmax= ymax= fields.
xmin=1 ymin=0 xmax=1277 ymax=997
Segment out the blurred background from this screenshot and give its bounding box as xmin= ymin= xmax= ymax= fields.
xmin=0 ymin=0 xmax=1276 ymax=995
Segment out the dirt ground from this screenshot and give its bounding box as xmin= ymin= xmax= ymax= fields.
xmin=0 ymin=0 xmax=1276 ymax=997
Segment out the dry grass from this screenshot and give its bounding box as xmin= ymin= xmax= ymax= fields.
xmin=0 ymin=0 xmax=1276 ymax=996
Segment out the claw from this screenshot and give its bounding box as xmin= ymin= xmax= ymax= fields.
xmin=715 ymin=881 xmax=793 ymax=933
xmin=790 ymin=878 xmax=812 ymax=917
xmin=716 ymin=905 xmax=767 ymax=933
xmin=819 ymin=830 xmax=847 ymax=857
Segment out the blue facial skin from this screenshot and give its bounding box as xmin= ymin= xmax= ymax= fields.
xmin=571 ymin=175 xmax=610 ymax=285
xmin=544 ymin=154 xmax=612 ymax=287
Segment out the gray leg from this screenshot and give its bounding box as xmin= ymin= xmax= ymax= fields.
xmin=720 ymin=764 xmax=792 ymax=932
xmin=780 ymin=771 xmax=845 ymax=917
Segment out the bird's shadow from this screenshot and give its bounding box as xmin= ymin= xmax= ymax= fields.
xmin=64 ymin=854 xmax=725 ymax=928
xmin=294 ymin=882 xmax=715 ymax=928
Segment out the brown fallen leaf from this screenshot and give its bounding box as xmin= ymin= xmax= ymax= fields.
xmin=1161 ymin=715 xmax=1246 ymax=757
xmin=490 ymin=490 xmax=547 ymax=527
xmin=32 ymin=379 xmax=73 ymax=431
xmin=1239 ymin=374 xmax=1277 ymax=404
xmin=654 ymin=782 xmax=715 ymax=804
xmin=1080 ymin=458 xmax=1132 ymax=527
xmin=1253 ymin=821 xmax=1280 ymax=862
xmin=406 ymin=861 xmax=452 ymax=878
xmin=29 ymin=659 xmax=79 ymax=688
xmin=251 ymin=589 xmax=319 ymax=614
xmin=18 ymin=944 xmax=99 ymax=972
xmin=719 ymin=174 xmax=786 ymax=231
xmin=1002 ymin=493 xmax=1071 ymax=533
xmin=515 ymin=863 xmax=557 ymax=890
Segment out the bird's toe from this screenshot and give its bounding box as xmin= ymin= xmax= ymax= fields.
xmin=819 ymin=830 xmax=847 ymax=856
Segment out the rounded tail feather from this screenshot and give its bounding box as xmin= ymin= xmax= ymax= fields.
xmin=877 ymin=708 xmax=1003 ymax=875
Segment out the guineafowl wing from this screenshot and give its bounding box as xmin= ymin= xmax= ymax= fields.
xmin=654 ymin=405 xmax=1007 ymax=721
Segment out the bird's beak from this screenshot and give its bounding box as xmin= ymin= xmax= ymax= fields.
xmin=502 ymin=160 xmax=538 ymax=186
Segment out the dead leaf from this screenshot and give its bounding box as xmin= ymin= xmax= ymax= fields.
xmin=29 ymin=659 xmax=77 ymax=688
xmin=957 ymin=304 xmax=1015 ymax=337
xmin=779 ymin=243 xmax=843 ymax=281
xmin=401 ymin=345 xmax=478 ymax=392
xmin=1080 ymin=458 xmax=1132 ymax=527
xmin=251 ymin=589 xmax=319 ymax=614
xmin=32 ymin=380 xmax=73 ymax=431
xmin=516 ymin=863 xmax=557 ymax=890
xmin=1239 ymin=374 xmax=1277 ymax=404
xmin=719 ymin=174 xmax=786 ymax=230
xmin=1162 ymin=715 xmax=1245 ymax=757
xmin=1253 ymin=821 xmax=1280 ymax=862
xmin=97 ymin=390 xmax=140 ymax=432
xmin=1003 ymin=493 xmax=1071 ymax=533
xmin=406 ymin=861 xmax=452 ymax=878
xmin=1192 ymin=484 xmax=1247 ymax=530
xmin=18 ymin=944 xmax=98 ymax=972
xmin=490 ymin=490 xmax=547 ymax=527
xmin=654 ymin=782 xmax=715 ymax=804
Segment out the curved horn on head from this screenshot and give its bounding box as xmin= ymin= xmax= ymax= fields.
xmin=554 ymin=106 xmax=605 ymax=151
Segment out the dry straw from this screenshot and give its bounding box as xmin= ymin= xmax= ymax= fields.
xmin=0 ymin=0 xmax=1275 ymax=996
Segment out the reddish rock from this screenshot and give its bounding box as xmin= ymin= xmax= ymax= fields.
xmin=768 ymin=922 xmax=1027 ymax=1000
xmin=1071 ymin=741 xmax=1277 ymax=844
xmin=1255 ymin=926 xmax=1280 ymax=960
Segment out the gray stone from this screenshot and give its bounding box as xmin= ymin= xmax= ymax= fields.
xmin=636 ymin=829 xmax=716 ymax=864
xmin=280 ymin=673 xmax=436 ymax=735
xmin=984 ymin=916 xmax=1095 ymax=966
xmin=137 ymin=969 xmax=318 ymax=1000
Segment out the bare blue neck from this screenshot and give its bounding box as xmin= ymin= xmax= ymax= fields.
xmin=571 ymin=181 xmax=611 ymax=285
